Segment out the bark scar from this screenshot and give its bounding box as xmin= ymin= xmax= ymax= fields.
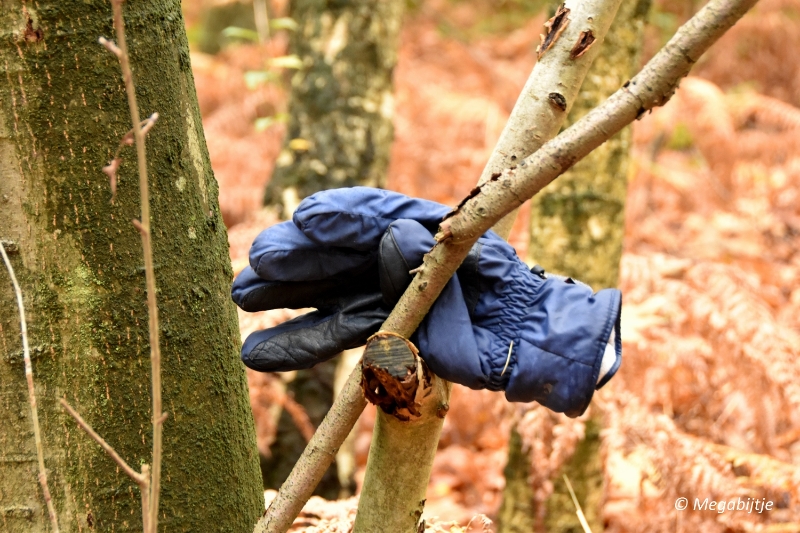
xmin=548 ymin=92 xmax=567 ymax=111
xmin=0 ymin=240 xmax=20 ymax=255
xmin=438 ymin=169 xmax=512 ymax=242
xmin=22 ymin=12 xmax=43 ymax=43
xmin=440 ymin=172 xmax=503 ymax=226
xmin=570 ymin=30 xmax=596 ymax=59
xmin=537 ymin=4 xmax=571 ymax=59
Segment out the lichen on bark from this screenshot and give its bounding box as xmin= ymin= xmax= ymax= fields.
xmin=527 ymin=0 xmax=651 ymax=289
xmin=258 ymin=0 xmax=405 ymax=504
xmin=525 ymin=0 xmax=648 ymax=530
xmin=263 ymin=0 xmax=403 ymax=215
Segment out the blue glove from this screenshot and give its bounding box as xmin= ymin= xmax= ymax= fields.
xmin=232 ymin=187 xmax=621 ymax=416
xmin=231 ymin=188 xmax=449 ymax=371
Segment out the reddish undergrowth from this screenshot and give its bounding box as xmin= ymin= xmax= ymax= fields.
xmin=188 ymin=0 xmax=800 ymax=529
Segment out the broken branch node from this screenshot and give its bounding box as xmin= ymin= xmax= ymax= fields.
xmin=361 ymin=332 xmax=425 ymax=421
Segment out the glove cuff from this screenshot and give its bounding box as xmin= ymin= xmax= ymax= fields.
xmin=504 ymin=280 xmax=622 ymax=417
xmin=596 ymin=310 xmax=622 ymax=389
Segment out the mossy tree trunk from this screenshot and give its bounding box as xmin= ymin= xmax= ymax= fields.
xmin=259 ymin=0 xmax=403 ymax=499
xmin=496 ymin=427 xmax=537 ymax=533
xmin=263 ymin=0 xmax=403 ymax=215
xmin=499 ymin=0 xmax=649 ymax=531
xmin=0 ymin=1 xmax=263 ymax=531
xmin=526 ymin=0 xmax=649 ymax=287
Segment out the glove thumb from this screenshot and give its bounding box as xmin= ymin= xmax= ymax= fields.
xmin=378 ymin=219 xmax=436 ymax=306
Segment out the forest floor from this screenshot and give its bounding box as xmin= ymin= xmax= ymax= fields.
xmin=186 ymin=0 xmax=800 ymax=530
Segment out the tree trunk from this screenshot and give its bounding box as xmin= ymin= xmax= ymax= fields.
xmin=259 ymin=0 xmax=403 ymax=500
xmin=263 ymin=0 xmax=403 ymax=216
xmin=526 ymin=0 xmax=650 ymax=288
xmin=0 ymin=2 xmax=263 ymax=531
xmin=496 ymin=427 xmax=536 ymax=533
xmin=544 ymin=419 xmax=604 ymax=532
xmin=500 ymin=0 xmax=648 ymax=530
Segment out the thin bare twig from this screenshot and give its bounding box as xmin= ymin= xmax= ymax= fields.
xmin=59 ymin=397 xmax=152 ymax=533
xmin=1 ymin=244 xmax=60 ymax=533
xmin=280 ymin=395 xmax=316 ymax=443
xmin=98 ymin=36 xmax=122 ymax=58
xmin=101 ymin=113 xmax=158 ymax=204
xmin=140 ymin=464 xmax=151 ymax=533
xmin=106 ymin=1 xmax=164 ymax=531
xmin=59 ymin=399 xmax=145 ymax=486
xmin=563 ymin=475 xmax=593 ymax=533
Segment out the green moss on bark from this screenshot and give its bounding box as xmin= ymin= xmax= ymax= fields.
xmin=496 ymin=427 xmax=536 ymax=533
xmin=534 ymin=5 xmax=650 ymax=525
xmin=0 ymin=1 xmax=263 ymax=531
xmin=544 ymin=419 xmax=604 ymax=532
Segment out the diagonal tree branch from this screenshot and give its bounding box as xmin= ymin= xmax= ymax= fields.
xmin=255 ymin=0 xmax=759 ymax=529
xmin=376 ymin=0 xmax=760 ymax=343
xmin=255 ymin=0 xmax=625 ymax=527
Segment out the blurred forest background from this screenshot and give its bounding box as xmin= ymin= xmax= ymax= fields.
xmin=182 ymin=0 xmax=800 ymax=530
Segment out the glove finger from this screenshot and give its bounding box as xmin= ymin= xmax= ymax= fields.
xmin=241 ymin=310 xmax=342 ymax=372
xmin=241 ymin=292 xmax=389 ymax=372
xmin=293 ymin=187 xmax=451 ymax=251
xmin=250 ymin=221 xmax=375 ymax=282
xmin=232 ymin=266 xmax=379 ymax=312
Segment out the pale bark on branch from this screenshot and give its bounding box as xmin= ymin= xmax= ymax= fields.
xmin=255 ymin=0 xmax=759 ymax=530
xmin=388 ymin=0 xmax=758 ymax=338
xmin=353 ymin=0 xmax=629 ymax=527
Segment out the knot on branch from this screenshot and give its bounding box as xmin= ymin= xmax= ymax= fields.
xmin=0 ymin=239 xmax=19 ymax=255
